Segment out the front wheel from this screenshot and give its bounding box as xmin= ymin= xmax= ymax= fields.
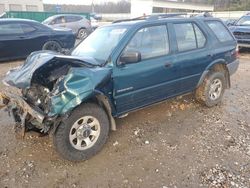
xmin=53 ymin=103 xmax=110 ymax=161
xmin=195 ymin=71 xmax=226 ymax=107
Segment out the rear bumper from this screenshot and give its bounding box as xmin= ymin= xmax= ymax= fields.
xmin=227 ymin=59 xmax=239 ymax=76
xmin=0 ymin=92 xmax=45 ymax=124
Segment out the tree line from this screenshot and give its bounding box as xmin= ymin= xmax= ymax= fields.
xmin=44 ymin=0 xmax=131 ymax=13
xmin=179 ymin=0 xmax=250 ymax=11
xmin=44 ymin=0 xmax=250 ymax=13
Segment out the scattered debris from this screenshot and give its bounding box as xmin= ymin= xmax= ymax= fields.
xmin=145 ymin=140 xmax=150 ymax=145
xmin=113 ymin=141 xmax=119 ymax=146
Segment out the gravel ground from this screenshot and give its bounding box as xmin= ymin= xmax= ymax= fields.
xmin=0 ymin=53 xmax=249 ymax=188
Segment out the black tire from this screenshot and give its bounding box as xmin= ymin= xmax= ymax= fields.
xmin=195 ymin=71 xmax=226 ymax=107
xmin=42 ymin=41 xmax=62 ymax=52
xmin=77 ymin=28 xmax=89 ymax=40
xmin=53 ymin=103 xmax=110 ymax=161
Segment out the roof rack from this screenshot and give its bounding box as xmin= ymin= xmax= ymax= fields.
xmin=112 ymin=13 xmax=187 ymax=24
xmin=147 ymin=13 xmax=187 ymax=20
xmin=112 ymin=16 xmax=146 ymax=24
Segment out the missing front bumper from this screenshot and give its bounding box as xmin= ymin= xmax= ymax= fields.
xmin=0 ymin=92 xmax=45 ymax=124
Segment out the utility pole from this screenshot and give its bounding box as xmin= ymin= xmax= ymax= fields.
xmin=91 ymin=0 xmax=95 ymax=13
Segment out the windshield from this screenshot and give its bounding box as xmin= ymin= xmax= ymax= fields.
xmin=237 ymin=16 xmax=250 ymax=26
xmin=71 ymin=26 xmax=128 ymax=62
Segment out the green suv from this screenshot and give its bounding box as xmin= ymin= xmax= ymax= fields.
xmin=0 ymin=15 xmax=239 ymax=161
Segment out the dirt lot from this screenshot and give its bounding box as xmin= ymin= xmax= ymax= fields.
xmin=0 ymin=54 xmax=249 ymax=188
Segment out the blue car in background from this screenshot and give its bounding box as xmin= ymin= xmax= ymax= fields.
xmin=229 ymin=15 xmax=250 ymax=48
xmin=0 ymin=19 xmax=75 ymax=61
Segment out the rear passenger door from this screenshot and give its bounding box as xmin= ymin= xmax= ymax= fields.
xmin=113 ymin=25 xmax=182 ymax=114
xmin=171 ymin=22 xmax=211 ymax=92
xmin=65 ymin=16 xmax=80 ymax=34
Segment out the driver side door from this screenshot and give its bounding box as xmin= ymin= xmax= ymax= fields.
xmin=113 ymin=24 xmax=182 ymax=114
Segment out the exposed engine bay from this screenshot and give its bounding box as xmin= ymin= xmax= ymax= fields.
xmin=22 ymin=63 xmax=72 ymax=114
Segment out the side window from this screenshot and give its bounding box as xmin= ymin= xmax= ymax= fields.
xmin=21 ymin=24 xmax=36 ymax=33
xmin=194 ymin=24 xmax=206 ymax=48
xmin=124 ymin=25 xmax=169 ymax=60
xmin=54 ymin=16 xmax=65 ymax=24
xmin=174 ymin=23 xmax=196 ymax=52
xmin=0 ymin=23 xmax=24 ymax=35
xmin=174 ymin=23 xmax=206 ymax=52
xmin=66 ymin=16 xmax=78 ymax=23
xmin=206 ymin=20 xmax=234 ymax=42
xmin=75 ymin=16 xmax=83 ymax=21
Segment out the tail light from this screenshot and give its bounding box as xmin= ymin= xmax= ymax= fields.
xmin=232 ymin=45 xmax=239 ymax=58
xmin=235 ymin=45 xmax=239 ymax=58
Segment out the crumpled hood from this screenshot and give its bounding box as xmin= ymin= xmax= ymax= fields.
xmin=3 ymin=51 xmax=103 ymax=89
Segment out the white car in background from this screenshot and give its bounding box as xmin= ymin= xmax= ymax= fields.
xmin=43 ymin=14 xmax=92 ymax=40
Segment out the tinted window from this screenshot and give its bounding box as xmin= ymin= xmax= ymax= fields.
xmin=21 ymin=24 xmax=36 ymax=33
xmin=174 ymin=23 xmax=197 ymax=52
xmin=206 ymin=20 xmax=233 ymax=42
xmin=124 ymin=25 xmax=169 ymax=60
xmin=0 ymin=23 xmax=23 ymax=35
xmin=66 ymin=16 xmax=82 ymax=22
xmin=194 ymin=24 xmax=206 ymax=48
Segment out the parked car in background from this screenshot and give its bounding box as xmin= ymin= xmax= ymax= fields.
xmin=0 ymin=19 xmax=75 ymax=62
xmin=229 ymin=15 xmax=250 ymax=48
xmin=0 ymin=15 xmax=238 ymax=161
xmin=90 ymin=17 xmax=99 ymax=30
xmin=223 ymin=18 xmax=237 ymax=27
xmin=42 ymin=14 xmax=92 ymax=40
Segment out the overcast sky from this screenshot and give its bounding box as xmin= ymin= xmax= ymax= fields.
xmin=42 ymin=0 xmax=121 ymax=5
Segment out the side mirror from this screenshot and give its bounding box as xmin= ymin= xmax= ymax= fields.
xmin=119 ymin=51 xmax=141 ymax=65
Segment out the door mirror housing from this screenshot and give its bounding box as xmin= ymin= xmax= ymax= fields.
xmin=119 ymin=51 xmax=141 ymax=65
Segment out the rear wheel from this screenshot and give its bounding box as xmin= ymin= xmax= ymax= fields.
xmin=195 ymin=71 xmax=226 ymax=107
xmin=53 ymin=103 xmax=110 ymax=161
xmin=42 ymin=41 xmax=62 ymax=52
xmin=77 ymin=28 xmax=89 ymax=40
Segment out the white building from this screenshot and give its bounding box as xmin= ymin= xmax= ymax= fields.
xmin=131 ymin=0 xmax=214 ymax=17
xmin=0 ymin=0 xmax=44 ymax=14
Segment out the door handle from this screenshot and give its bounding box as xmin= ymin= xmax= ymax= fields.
xmin=164 ymin=62 xmax=172 ymax=68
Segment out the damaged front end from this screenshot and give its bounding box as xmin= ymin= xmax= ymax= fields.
xmin=0 ymin=51 xmax=112 ymax=136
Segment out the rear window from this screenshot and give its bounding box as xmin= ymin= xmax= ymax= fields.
xmin=206 ymin=20 xmax=234 ymax=42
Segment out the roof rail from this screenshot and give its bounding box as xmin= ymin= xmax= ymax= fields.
xmin=112 ymin=16 xmax=146 ymax=24
xmin=112 ymin=13 xmax=187 ymax=24
xmin=147 ymin=13 xmax=187 ymax=20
